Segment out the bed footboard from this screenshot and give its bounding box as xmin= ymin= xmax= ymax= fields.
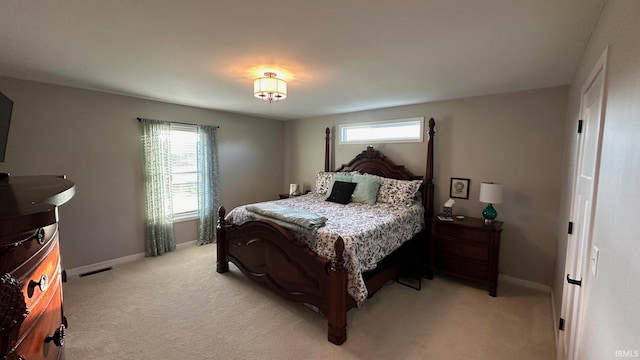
xmin=216 ymin=206 xmax=351 ymax=345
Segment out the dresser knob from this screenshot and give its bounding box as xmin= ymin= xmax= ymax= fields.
xmin=32 ymin=228 xmax=46 ymax=245
xmin=45 ymin=324 xmax=66 ymax=347
xmin=27 ymin=274 xmax=49 ymax=298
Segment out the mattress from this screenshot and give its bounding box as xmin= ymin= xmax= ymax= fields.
xmin=226 ymin=193 xmax=425 ymax=305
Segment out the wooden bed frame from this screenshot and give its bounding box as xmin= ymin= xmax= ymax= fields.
xmin=216 ymin=118 xmax=435 ymax=345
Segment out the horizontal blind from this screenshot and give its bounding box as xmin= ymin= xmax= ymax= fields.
xmin=170 ymin=124 xmax=198 ymax=216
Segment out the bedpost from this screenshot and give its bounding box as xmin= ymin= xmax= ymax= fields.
xmin=424 ymin=118 xmax=435 ymax=219
xmin=324 ymin=127 xmax=331 ymax=172
xmin=216 ymin=206 xmax=229 ymax=273
xmin=424 ymin=118 xmax=436 ymax=279
xmin=328 ymin=237 xmax=347 ymax=345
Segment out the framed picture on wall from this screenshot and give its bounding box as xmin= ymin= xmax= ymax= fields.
xmin=449 ymin=177 xmax=470 ymax=199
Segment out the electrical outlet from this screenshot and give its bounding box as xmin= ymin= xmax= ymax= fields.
xmin=590 ymin=246 xmax=600 ymax=276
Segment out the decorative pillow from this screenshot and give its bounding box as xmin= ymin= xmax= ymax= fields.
xmin=351 ymin=174 xmax=382 ymax=205
xmin=377 ymin=178 xmax=423 ymax=206
xmin=325 ymin=181 xmax=357 ymax=204
xmin=324 ymin=173 xmax=354 ymax=199
xmin=315 ymin=172 xmax=334 ymax=194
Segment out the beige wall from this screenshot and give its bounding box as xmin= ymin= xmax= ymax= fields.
xmin=0 ymin=77 xmax=284 ymax=269
xmin=553 ymin=0 xmax=640 ymax=357
xmin=285 ymin=86 xmax=568 ymax=286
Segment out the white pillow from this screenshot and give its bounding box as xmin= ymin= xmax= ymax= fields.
xmin=315 ymin=171 xmax=334 ymax=194
xmin=376 ymin=177 xmax=423 ymax=206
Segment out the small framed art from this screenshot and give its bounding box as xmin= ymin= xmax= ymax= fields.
xmin=449 ymin=177 xmax=470 ymax=199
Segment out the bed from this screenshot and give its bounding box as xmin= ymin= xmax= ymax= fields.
xmin=216 ymin=118 xmax=435 ymax=345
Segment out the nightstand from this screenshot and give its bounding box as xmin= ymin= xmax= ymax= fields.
xmin=431 ymin=216 xmax=503 ymax=296
xmin=279 ymin=190 xmax=310 ymax=199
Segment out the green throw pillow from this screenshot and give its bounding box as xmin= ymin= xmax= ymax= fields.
xmin=351 ymin=174 xmax=382 ymax=205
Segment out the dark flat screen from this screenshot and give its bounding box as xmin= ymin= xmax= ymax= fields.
xmin=0 ymin=91 xmax=13 ymax=162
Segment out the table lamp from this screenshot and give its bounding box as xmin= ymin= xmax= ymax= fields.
xmin=479 ymin=182 xmax=503 ymax=225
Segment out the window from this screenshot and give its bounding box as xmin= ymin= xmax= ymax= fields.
xmin=339 ymin=117 xmax=424 ymax=144
xmin=170 ymin=124 xmax=198 ymax=220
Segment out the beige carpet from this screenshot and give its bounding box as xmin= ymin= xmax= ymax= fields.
xmin=63 ymin=243 xmax=556 ymax=360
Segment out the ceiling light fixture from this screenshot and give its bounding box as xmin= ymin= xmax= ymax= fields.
xmin=253 ymin=72 xmax=287 ymax=103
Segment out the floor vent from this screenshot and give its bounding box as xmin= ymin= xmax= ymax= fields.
xmin=78 ymin=267 xmax=113 ymax=277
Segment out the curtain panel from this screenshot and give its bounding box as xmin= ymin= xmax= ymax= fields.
xmin=140 ymin=119 xmax=176 ymax=256
xmin=197 ymin=125 xmax=220 ymax=245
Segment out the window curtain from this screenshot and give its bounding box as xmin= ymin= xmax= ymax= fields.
xmin=140 ymin=119 xmax=176 ymax=256
xmin=196 ymin=125 xmax=220 ymax=245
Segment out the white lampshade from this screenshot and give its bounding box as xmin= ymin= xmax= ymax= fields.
xmin=254 ymin=72 xmax=287 ymax=103
xmin=479 ymin=182 xmax=503 ymax=204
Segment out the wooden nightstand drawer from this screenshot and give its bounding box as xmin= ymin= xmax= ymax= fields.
xmin=435 ymin=224 xmax=490 ymax=244
xmin=437 ymin=239 xmax=489 ymax=261
xmin=440 ymin=254 xmax=488 ymax=280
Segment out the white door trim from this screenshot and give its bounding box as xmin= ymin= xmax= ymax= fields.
xmin=557 ymin=46 xmax=608 ymax=360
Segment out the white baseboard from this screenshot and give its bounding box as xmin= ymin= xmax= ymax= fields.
xmin=498 ymin=274 xmax=551 ymax=293
xmin=551 ymin=289 xmax=558 ymax=348
xmin=65 ymin=240 xmax=197 ymax=280
xmin=176 ymin=240 xmax=197 ymax=248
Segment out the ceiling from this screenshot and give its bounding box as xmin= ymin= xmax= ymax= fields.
xmin=0 ymin=0 xmax=605 ymax=121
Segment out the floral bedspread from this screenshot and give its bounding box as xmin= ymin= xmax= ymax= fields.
xmin=225 ymin=193 xmax=425 ymax=305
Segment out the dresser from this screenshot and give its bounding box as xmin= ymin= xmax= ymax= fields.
xmin=431 ymin=216 xmax=503 ymax=296
xmin=0 ymin=175 xmax=75 ymax=359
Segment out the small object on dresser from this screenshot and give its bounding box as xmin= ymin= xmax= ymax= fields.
xmin=456 ymin=215 xmax=465 ymax=220
xmin=437 ymin=215 xmax=454 ymax=221
xmin=289 ymin=183 xmax=300 ymax=196
xmin=442 ymin=198 xmax=455 ymax=218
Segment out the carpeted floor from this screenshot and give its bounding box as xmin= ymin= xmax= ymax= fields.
xmin=63 ymin=243 xmax=556 ymax=360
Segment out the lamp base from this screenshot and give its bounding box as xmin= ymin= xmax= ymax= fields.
xmin=482 ymin=203 xmax=497 ymax=225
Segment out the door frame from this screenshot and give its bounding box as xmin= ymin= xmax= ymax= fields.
xmin=557 ymin=47 xmax=608 ymax=360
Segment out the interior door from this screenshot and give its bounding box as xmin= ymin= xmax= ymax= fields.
xmin=558 ymin=49 xmax=607 ymax=360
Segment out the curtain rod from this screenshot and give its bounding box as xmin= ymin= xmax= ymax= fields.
xmin=136 ymin=117 xmax=220 ymax=128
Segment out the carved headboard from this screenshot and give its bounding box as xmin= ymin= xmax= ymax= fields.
xmin=324 ymin=117 xmax=435 ymax=221
xmin=334 ymin=146 xmax=421 ymax=181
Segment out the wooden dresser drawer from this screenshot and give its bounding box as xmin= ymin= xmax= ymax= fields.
xmin=12 ymin=281 xmax=64 ymax=360
xmin=14 ymin=235 xmax=61 ymax=311
xmin=16 ymin=264 xmax=62 ymax=350
xmin=0 ymin=224 xmax=58 ymax=274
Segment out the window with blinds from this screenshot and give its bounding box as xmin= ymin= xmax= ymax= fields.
xmin=170 ymin=124 xmax=198 ymax=220
xmin=339 ymin=117 xmax=424 ymax=144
